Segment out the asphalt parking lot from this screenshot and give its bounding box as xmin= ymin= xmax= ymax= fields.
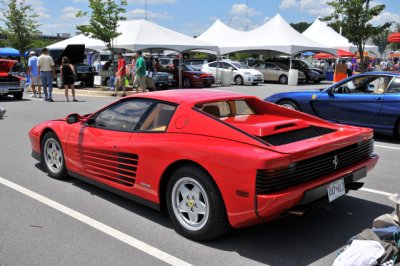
xmin=1 ymin=82 xmax=399 ymax=265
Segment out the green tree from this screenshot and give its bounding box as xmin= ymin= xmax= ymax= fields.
xmin=372 ymin=30 xmax=389 ymax=59
xmin=391 ymin=22 xmax=400 ymax=51
xmin=290 ymin=22 xmax=311 ymax=33
xmin=0 ymin=0 xmax=39 ymax=54
xmin=76 ymin=0 xmax=127 ymax=52
xmin=323 ymin=0 xmax=391 ymax=72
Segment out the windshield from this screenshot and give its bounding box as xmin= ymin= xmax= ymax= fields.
xmin=100 ymin=54 xmax=112 ymax=61
xmin=299 ymin=60 xmax=314 ymax=68
xmin=183 ymin=64 xmax=196 ymax=71
xmin=231 ymin=62 xmax=250 ymax=69
xmin=275 ymin=62 xmax=289 ymax=70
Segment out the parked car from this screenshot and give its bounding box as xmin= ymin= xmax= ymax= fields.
xmin=151 ymin=72 xmax=175 ymax=90
xmin=167 ymin=64 xmax=215 ymax=88
xmin=0 ymin=59 xmax=25 ymax=100
xmin=184 ymin=59 xmax=209 ymax=71
xmin=28 ymin=45 xmax=97 ymax=88
xmin=268 ymin=59 xmax=325 ymax=83
xmin=266 ymin=72 xmax=400 ymax=136
xmin=30 ymin=89 xmax=378 ymax=240
xmin=253 ymin=62 xmax=306 ymax=84
xmin=201 ymin=60 xmax=264 ymax=85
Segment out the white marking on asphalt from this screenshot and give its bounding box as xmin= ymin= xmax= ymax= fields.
xmin=375 ymin=144 xmax=400 ymax=151
xmin=360 ymin=187 xmax=393 ymax=197
xmin=0 ymin=176 xmax=191 ymax=266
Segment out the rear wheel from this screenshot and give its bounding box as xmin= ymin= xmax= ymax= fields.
xmin=166 ymin=165 xmax=230 ymax=241
xmin=279 ymin=75 xmax=288 ymax=84
xmin=234 ymin=75 xmax=244 ymax=85
xmin=279 ymin=100 xmax=301 ymax=111
xmin=13 ymin=91 xmax=23 ymax=100
xmin=41 ymin=131 xmax=68 ymax=179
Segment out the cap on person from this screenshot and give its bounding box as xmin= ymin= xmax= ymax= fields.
xmin=29 ymin=51 xmax=36 ymax=55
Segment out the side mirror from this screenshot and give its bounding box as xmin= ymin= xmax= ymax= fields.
xmin=228 ymin=67 xmax=233 ymax=71
xmin=327 ymin=88 xmax=334 ymax=96
xmin=66 ymin=113 xmax=82 ymax=124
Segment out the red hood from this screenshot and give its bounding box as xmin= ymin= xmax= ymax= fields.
xmin=0 ymin=59 xmax=17 ymax=75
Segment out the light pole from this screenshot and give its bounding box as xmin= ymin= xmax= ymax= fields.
xmin=145 ymin=0 xmax=147 ymax=20
xmin=246 ymin=0 xmax=249 ymax=30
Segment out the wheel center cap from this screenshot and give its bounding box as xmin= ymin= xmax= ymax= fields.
xmin=188 ymin=200 xmax=194 ymax=208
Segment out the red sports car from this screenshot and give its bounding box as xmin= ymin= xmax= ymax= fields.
xmin=0 ymin=59 xmax=25 ymax=100
xmin=29 ymin=89 xmax=379 ymax=240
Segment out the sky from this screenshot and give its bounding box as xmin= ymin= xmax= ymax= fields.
xmin=23 ymin=0 xmax=400 ymax=37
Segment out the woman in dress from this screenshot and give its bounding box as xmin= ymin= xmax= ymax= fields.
xmin=60 ymin=56 xmax=77 ymax=102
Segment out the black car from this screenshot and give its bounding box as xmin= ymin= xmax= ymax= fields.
xmin=268 ymin=58 xmax=325 ymax=83
xmin=28 ymin=45 xmax=97 ymax=88
xmin=151 ymin=72 xmax=175 ymax=90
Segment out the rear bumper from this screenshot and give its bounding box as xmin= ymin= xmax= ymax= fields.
xmin=250 ymin=154 xmax=378 ymax=225
xmin=0 ymin=86 xmax=24 ymax=95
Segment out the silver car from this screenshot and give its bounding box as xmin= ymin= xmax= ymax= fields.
xmin=253 ymin=62 xmax=306 ymax=84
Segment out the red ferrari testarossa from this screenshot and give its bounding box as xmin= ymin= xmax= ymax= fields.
xmin=29 ymin=89 xmax=378 ymax=240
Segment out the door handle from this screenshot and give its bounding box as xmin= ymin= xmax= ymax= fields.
xmin=376 ymin=97 xmax=382 ymax=101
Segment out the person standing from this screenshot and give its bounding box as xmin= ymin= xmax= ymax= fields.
xmin=0 ymin=107 xmax=6 ymax=119
xmin=37 ymin=48 xmax=55 ymax=102
xmin=345 ymin=60 xmax=353 ymax=77
xmin=60 ymin=56 xmax=77 ymax=102
xmin=112 ymin=53 xmax=126 ymax=97
xmin=28 ymin=51 xmax=42 ymax=98
xmin=135 ymin=51 xmax=147 ymax=93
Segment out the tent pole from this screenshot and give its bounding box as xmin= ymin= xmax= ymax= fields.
xmin=217 ymin=51 xmax=220 ymax=85
xmin=179 ymin=53 xmax=182 ymax=88
xmin=290 ymin=56 xmax=292 ymax=69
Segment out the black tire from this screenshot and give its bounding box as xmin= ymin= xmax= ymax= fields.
xmin=104 ymin=77 xmax=110 ymax=86
xmin=278 ymin=100 xmax=301 ymax=111
xmin=304 ymin=75 xmax=310 ymax=83
xmin=13 ymin=91 xmax=23 ymax=100
xmin=279 ymin=75 xmax=288 ymax=84
xmin=166 ymin=165 xmax=230 ymax=241
xmin=41 ymin=131 xmax=68 ymax=179
xmin=56 ymin=73 xmax=63 ymax=88
xmin=234 ymin=75 xmax=244 ymax=85
xmin=183 ymin=77 xmax=192 ymax=88
xmin=251 ymin=82 xmax=258 ymax=86
xmin=314 ymin=80 xmax=321 ymax=84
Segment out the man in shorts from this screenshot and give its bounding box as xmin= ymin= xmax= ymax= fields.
xmin=135 ymin=50 xmax=147 ymax=93
xmin=28 ymin=51 xmax=42 ymax=98
xmin=112 ymin=53 xmax=126 ymax=97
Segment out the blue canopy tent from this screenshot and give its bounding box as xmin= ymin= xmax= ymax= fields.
xmin=0 ymin=47 xmax=21 ymax=57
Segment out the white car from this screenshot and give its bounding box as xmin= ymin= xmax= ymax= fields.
xmin=201 ymin=60 xmax=264 ymax=85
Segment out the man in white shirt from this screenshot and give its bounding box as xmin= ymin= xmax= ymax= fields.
xmin=37 ymin=48 xmax=55 ymax=102
xmin=346 ymin=60 xmax=353 ymax=77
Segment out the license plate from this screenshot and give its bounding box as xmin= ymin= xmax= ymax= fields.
xmin=327 ymin=178 xmax=345 ymax=202
xmin=0 ymin=88 xmax=7 ymax=93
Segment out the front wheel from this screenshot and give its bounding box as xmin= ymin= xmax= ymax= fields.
xmin=41 ymin=131 xmax=68 ymax=179
xmin=279 ymin=75 xmax=288 ymax=84
xmin=166 ymin=165 xmax=230 ymax=241
xmin=234 ymin=75 xmax=244 ymax=85
xmin=279 ymin=100 xmax=301 ymax=111
xmin=56 ymin=73 xmax=63 ymax=88
xmin=183 ymin=77 xmax=192 ymax=88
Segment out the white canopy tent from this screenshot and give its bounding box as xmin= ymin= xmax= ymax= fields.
xmin=302 ymin=18 xmax=353 ymax=52
xmin=196 ymin=19 xmax=246 ymax=55
xmin=47 ymin=34 xmax=107 ymax=51
xmin=198 ymin=14 xmax=336 ymax=56
xmin=239 ymin=14 xmax=336 ymax=55
xmin=303 ymin=18 xmax=379 ymax=56
xmin=48 ymin=19 xmax=218 ymax=53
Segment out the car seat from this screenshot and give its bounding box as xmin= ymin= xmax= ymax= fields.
xmin=202 ymin=105 xmax=220 ymax=117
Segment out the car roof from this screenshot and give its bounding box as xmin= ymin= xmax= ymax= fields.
xmin=356 ymin=71 xmax=400 ymax=77
xmin=127 ymin=89 xmax=251 ymax=105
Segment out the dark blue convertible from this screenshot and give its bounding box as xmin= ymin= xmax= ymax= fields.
xmin=266 ymin=72 xmax=400 ymax=136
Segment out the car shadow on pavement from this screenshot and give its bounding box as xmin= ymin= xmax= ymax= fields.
xmin=374 ymin=133 xmax=400 ymax=145
xmin=204 ymin=196 xmax=393 ymax=266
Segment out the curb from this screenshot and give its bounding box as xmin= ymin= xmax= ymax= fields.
xmin=48 ymin=87 xmax=138 ymax=98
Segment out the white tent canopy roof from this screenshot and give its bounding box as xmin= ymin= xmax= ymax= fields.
xmin=197 ymin=19 xmax=246 ymax=54
xmin=47 ymin=19 xmax=218 ymax=53
xmin=241 ymin=14 xmax=336 ymax=55
xmin=47 ymin=34 xmax=106 ymax=51
xmin=198 ymin=14 xmax=336 ymax=55
xmin=302 ymin=18 xmax=353 ymax=52
xmin=303 ymin=18 xmax=379 ymax=55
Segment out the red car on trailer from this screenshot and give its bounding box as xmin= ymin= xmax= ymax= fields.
xmin=29 ymin=89 xmax=378 ymax=240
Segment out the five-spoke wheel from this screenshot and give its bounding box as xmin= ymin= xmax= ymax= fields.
xmin=41 ymin=132 xmax=68 ymax=179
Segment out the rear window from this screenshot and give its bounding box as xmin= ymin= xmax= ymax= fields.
xmin=196 ymin=100 xmax=254 ymax=118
